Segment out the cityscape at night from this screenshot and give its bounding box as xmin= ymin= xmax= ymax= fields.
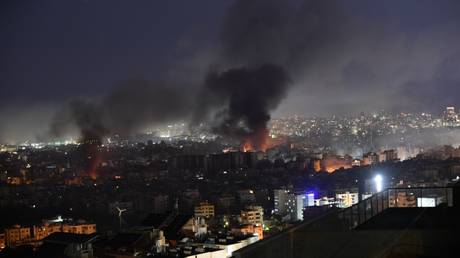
xmin=1 ymin=0 xmax=460 ymax=257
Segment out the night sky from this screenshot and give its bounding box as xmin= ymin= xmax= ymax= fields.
xmin=1 ymin=0 xmax=460 ymax=143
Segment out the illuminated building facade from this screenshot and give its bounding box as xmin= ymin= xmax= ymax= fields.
xmin=194 ymin=201 xmax=215 ymax=218
xmin=5 ymin=225 xmax=31 ymax=247
xmin=3 ymin=220 xmax=96 ymax=248
xmin=443 ymin=106 xmax=458 ymax=126
xmin=240 ymin=205 xmax=264 ymax=226
xmin=232 ymin=224 xmax=264 ymax=240
xmin=335 ymin=192 xmax=359 ymax=208
xmin=273 ymin=189 xmax=296 ymax=220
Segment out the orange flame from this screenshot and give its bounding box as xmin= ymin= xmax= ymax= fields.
xmin=240 ymin=128 xmax=269 ymax=152
xmin=84 ymin=143 xmax=102 ymax=180
xmin=88 ymin=153 xmax=101 ymax=180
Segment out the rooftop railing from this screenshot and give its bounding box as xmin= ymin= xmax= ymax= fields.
xmin=232 ymin=185 xmax=456 ymax=258
xmin=338 ymin=186 xmax=454 ymax=230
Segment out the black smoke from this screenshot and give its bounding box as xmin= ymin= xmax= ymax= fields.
xmin=50 ymin=79 xmax=194 ymax=142
xmin=50 ymin=100 xmax=107 ymax=143
xmin=3 ymin=0 xmax=460 ymax=144
xmin=201 ymin=64 xmax=289 ymax=149
xmin=192 ymin=0 xmax=332 ymax=148
xmin=219 ymin=0 xmax=344 ymax=69
xmin=51 ymin=0 xmax=308 ymax=144
xmin=49 ymin=0 xmax=342 ymax=146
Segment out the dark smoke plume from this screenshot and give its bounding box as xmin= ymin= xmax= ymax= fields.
xmin=191 ymin=0 xmax=343 ymax=149
xmin=50 ymin=79 xmax=193 ymax=142
xmin=202 ymin=64 xmax=290 ymax=150
xmin=51 ymin=100 xmax=107 ymax=143
xmin=50 ymin=0 xmax=342 ymax=148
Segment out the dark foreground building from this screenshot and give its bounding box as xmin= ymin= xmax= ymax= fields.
xmin=233 ymin=184 xmax=460 ymax=258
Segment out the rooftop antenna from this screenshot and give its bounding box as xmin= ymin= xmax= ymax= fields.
xmin=116 ymin=207 xmax=127 ymax=230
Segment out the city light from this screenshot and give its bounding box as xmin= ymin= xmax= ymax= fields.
xmin=3 ymin=0 xmax=460 ymax=255
xmin=374 ymin=174 xmax=383 ymax=192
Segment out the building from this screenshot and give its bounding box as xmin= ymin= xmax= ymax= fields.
xmin=313 ymin=197 xmax=336 ymax=207
xmin=5 ymin=225 xmax=31 ymax=247
xmin=33 ymin=223 xmax=63 ymax=242
xmin=4 ymin=218 xmax=96 ymax=248
xmin=389 ymin=191 xmax=417 ymax=207
xmin=232 ymin=184 xmax=460 ymax=258
xmin=273 ymin=189 xmax=296 ymax=220
xmin=232 ymin=224 xmax=264 ymax=240
xmin=141 ymin=213 xmax=208 ymax=240
xmin=319 ymin=154 xmax=353 ymax=173
xmin=294 ymin=192 xmax=315 ymax=221
xmin=362 ymin=152 xmax=379 ymax=166
xmin=335 ymin=192 xmax=359 ymax=208
xmin=151 ymin=234 xmax=259 ymax=258
xmin=207 ymin=151 xmax=257 ymax=171
xmin=312 ymin=158 xmax=321 ymax=172
xmin=351 ymin=159 xmax=361 ymax=167
xmin=240 ymin=205 xmax=264 ymax=226
xmin=379 ymin=149 xmax=398 ymax=162
xmin=443 ymin=106 xmax=458 ymax=126
xmin=169 ymin=154 xmax=207 ymax=171
xmin=37 ymin=232 xmax=98 ymax=258
xmin=61 ymin=223 xmax=97 ymax=235
xmin=181 ymin=217 xmax=208 ymax=237
xmin=194 ymin=201 xmax=215 ymax=218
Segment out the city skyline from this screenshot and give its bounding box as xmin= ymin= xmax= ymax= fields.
xmin=2 ymin=1 xmax=460 ymax=257
xmin=2 ymin=0 xmax=460 ymax=144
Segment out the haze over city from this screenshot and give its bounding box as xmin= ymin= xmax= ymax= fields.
xmin=2 ymin=0 xmax=460 ymax=144
xmin=1 ymin=1 xmax=460 ymax=258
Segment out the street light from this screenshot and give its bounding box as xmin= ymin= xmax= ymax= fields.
xmin=374 ymin=174 xmax=383 ymax=192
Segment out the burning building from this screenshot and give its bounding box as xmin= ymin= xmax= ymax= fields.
xmin=315 ymin=154 xmax=353 ymax=173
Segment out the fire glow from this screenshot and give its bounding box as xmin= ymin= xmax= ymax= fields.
xmin=240 ymin=128 xmax=270 ymax=152
xmin=82 ymin=141 xmax=103 ymax=180
xmin=87 ymin=153 xmax=102 ymax=180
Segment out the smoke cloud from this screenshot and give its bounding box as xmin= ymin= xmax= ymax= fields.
xmin=50 ymin=79 xmax=194 ymax=142
xmin=199 ymin=64 xmax=290 ymax=150
xmin=27 ymin=0 xmax=460 ymax=145
xmin=189 ymin=0 xmax=356 ymax=149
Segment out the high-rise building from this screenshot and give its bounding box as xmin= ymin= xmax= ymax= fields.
xmin=295 ymin=194 xmax=307 ymax=221
xmin=273 ymin=189 xmax=296 ymax=220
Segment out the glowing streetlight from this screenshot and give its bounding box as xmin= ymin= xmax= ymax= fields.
xmin=374 ymin=174 xmax=383 ymax=192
